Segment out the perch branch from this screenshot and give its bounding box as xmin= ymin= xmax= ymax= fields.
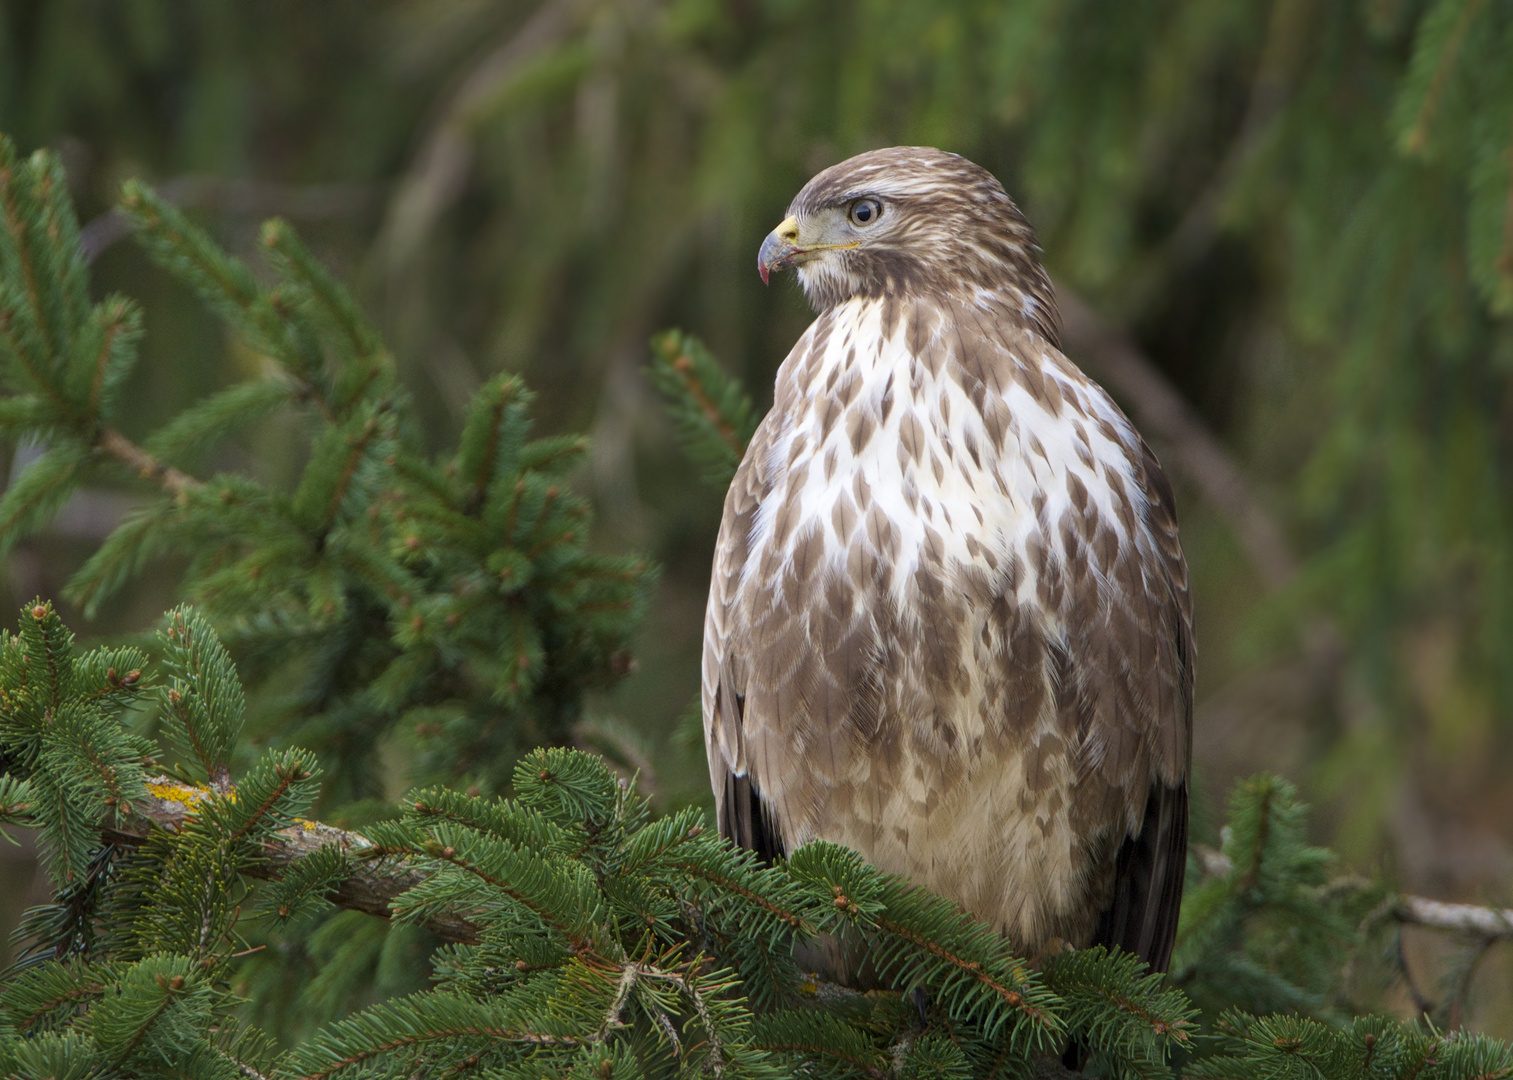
xmin=95 ymin=783 xmax=1513 ymax=953
xmin=100 ymin=776 xmax=480 ymax=944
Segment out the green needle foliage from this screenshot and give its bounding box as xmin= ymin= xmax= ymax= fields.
xmin=1172 ymin=775 xmax=1381 ymax=1024
xmin=647 ymin=330 xmax=759 ymax=489
xmin=0 ymin=135 xmax=654 ymax=805
xmin=1186 ymin=1012 xmax=1513 ymax=1080
xmin=0 ymin=601 xmax=1507 ymax=1079
xmin=0 ymin=602 xmax=154 ymax=889
xmin=0 ymin=133 xmax=656 ymax=1039
xmin=0 ymin=602 xmax=310 ymax=1078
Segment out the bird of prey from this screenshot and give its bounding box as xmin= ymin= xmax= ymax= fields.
xmin=702 ymin=147 xmax=1192 ymax=974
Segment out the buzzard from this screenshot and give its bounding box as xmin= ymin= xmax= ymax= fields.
xmin=703 ymin=147 xmax=1192 ymax=974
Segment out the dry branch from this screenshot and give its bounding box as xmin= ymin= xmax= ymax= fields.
xmin=1193 ymin=844 xmax=1513 ymax=940
xmin=380 ymin=0 xmax=586 ymax=269
xmin=80 ymin=177 xmax=378 ymax=264
xmin=1393 ymin=897 xmax=1513 ymax=939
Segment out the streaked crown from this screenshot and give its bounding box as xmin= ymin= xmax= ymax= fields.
xmin=767 ymin=147 xmax=1057 ymax=343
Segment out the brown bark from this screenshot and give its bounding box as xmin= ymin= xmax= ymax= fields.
xmin=96 ymin=428 xmax=201 ymax=497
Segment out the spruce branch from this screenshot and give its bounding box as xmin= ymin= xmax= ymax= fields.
xmin=1396 ymin=0 xmax=1492 ymax=157
xmin=0 ymin=960 xmax=114 ymax=1033
xmin=69 ymin=761 xmax=1513 ymax=1022
xmin=158 ymin=605 xmax=244 ymax=787
xmin=1193 ymin=844 xmax=1513 ymax=939
xmin=117 ymin=180 xmax=264 ymax=332
xmin=751 ymin=1011 xmax=890 ymax=1078
xmin=1043 ymin=947 xmax=1197 ymax=1080
xmin=98 ymin=775 xmax=481 ymax=945
xmin=646 ymin=330 xmax=758 ymax=488
xmin=0 ymin=773 xmax=32 ymax=836
xmin=14 ymin=716 xmax=1513 ymax=1080
xmin=273 ymin=990 xmax=587 ymax=1080
xmin=4 ymin=140 xmax=653 ymax=811
xmin=95 ymin=427 xmax=201 ymax=496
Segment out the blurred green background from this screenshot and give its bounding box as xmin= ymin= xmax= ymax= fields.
xmin=2 ymin=0 xmax=1512 ymax=1033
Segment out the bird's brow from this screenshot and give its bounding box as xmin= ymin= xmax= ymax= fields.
xmin=808 ymin=188 xmax=879 ymax=207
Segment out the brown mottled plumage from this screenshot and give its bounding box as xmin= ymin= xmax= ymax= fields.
xmin=704 ymin=147 xmax=1192 ymax=974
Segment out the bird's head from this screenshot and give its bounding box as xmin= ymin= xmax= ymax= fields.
xmin=757 ymin=146 xmax=1057 ymax=340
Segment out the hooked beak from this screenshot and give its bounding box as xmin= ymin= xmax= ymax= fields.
xmin=757 ymin=214 xmax=861 ymax=284
xmin=758 ymin=215 xmax=802 ymax=285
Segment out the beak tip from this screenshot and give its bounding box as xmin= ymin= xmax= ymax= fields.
xmin=759 ymin=263 xmax=770 ymax=286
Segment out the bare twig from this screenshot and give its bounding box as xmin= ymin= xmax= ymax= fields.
xmin=642 ymin=966 xmax=727 ymax=1078
xmin=380 ymin=0 xmax=587 ymax=269
xmin=1397 ymin=897 xmax=1513 ymax=939
xmin=1124 ymin=0 xmax=1314 ymax=317
xmin=596 ymin=962 xmax=640 ymax=1042
xmin=1396 ymin=929 xmax=1436 ymax=1018
xmin=96 ymin=428 xmax=202 ymax=497
xmin=1194 ymin=844 xmax=1513 ymax=939
xmin=1055 ymin=285 xmax=1297 ymax=589
xmin=80 ymin=177 xmax=379 ymax=264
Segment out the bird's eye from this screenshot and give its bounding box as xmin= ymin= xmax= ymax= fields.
xmin=848 ymin=198 xmax=882 ymax=227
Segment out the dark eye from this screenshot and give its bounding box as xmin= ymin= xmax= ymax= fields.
xmin=849 ymin=198 xmax=882 ymax=227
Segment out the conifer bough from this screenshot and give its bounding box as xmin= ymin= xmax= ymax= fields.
xmin=99 ymin=775 xmax=481 ymax=946
xmin=0 ymin=134 xmax=654 ymax=804
xmin=4 ymin=600 xmax=1512 ymax=1079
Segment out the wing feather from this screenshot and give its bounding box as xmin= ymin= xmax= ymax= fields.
xmin=1087 ymin=438 xmax=1193 ymax=973
xmin=704 ymin=402 xmax=787 ymax=860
